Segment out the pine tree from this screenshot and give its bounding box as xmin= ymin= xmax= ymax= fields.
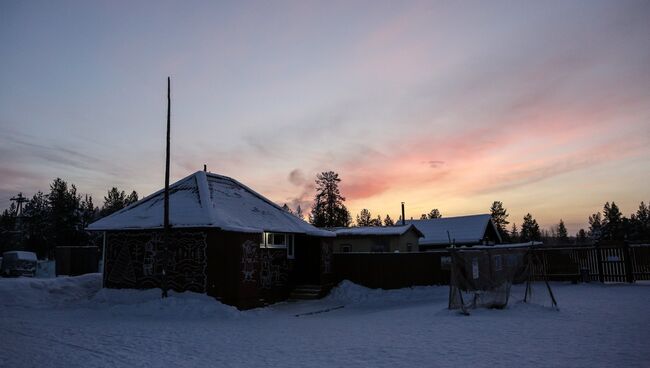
xmin=632 ymin=201 xmax=649 ymax=240
xmin=99 ymin=188 xmax=138 ymax=217
xmin=101 ymin=187 xmax=127 ymax=217
xmin=370 ymin=215 xmax=382 ymax=227
xmin=510 ymin=223 xmax=519 ymax=243
xmin=309 ymin=171 xmax=351 ymax=228
xmin=22 ymin=192 xmax=49 ymax=257
xmin=588 ymin=212 xmax=602 ymax=240
xmin=602 ymin=201 xmax=624 ymax=241
xmin=356 ymin=209 xmax=373 ymax=226
xmin=80 ymin=195 xmax=98 ymax=230
xmin=576 ymin=229 xmax=588 ymax=244
xmin=125 ymin=191 xmax=139 ymax=206
xmin=557 ymin=219 xmax=568 ymax=243
xmin=384 ymin=214 xmax=394 ymax=226
xmin=520 ymin=213 xmax=540 ymax=242
xmin=427 ymin=209 xmax=442 ymax=219
xmin=490 ymin=201 xmax=510 ymax=242
xmin=47 ymin=178 xmax=83 ymax=255
xmin=0 ymin=203 xmax=18 ymax=252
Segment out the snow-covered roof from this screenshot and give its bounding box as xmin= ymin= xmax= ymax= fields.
xmin=332 ymin=224 xmax=424 ymax=237
xmin=402 ymin=214 xmax=502 ymax=246
xmin=87 ymin=171 xmax=334 ymax=237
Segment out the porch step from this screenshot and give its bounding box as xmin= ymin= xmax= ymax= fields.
xmin=289 ymin=285 xmax=324 ymax=300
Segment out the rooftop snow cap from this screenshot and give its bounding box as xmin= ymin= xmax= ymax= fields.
xmin=87 ymin=171 xmax=334 ymax=237
xmin=403 ymin=214 xmax=502 ymax=246
xmin=332 ymin=224 xmax=424 ymax=237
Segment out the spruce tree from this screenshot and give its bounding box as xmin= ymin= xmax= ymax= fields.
xmin=576 ymin=229 xmax=588 ymax=244
xmin=309 ymin=171 xmax=351 ymax=227
xmin=490 ymin=201 xmax=510 ymax=242
xmin=47 ymin=178 xmax=83 ymax=256
xmin=557 ymin=219 xmax=568 ymax=243
xmin=602 ymin=202 xmax=624 ymax=241
xmin=632 ymin=201 xmax=649 ymax=240
xmin=520 ymin=213 xmax=541 ymax=242
xmin=588 ymin=212 xmax=603 ymax=240
xmin=510 ymin=223 xmax=519 ymax=243
xmin=427 ymin=209 xmax=442 ymax=219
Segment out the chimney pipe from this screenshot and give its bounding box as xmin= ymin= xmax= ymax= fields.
xmin=401 ymin=202 xmax=405 ymax=225
xmin=203 ymin=164 xmax=207 ymax=172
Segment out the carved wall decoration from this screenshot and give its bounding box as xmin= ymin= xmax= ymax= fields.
xmin=104 ymin=231 xmax=207 ymax=293
xmin=241 ymin=240 xmax=258 ymax=283
xmin=259 ymin=249 xmax=288 ymax=289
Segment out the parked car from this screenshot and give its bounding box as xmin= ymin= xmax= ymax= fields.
xmin=1 ymin=251 xmax=37 ymax=277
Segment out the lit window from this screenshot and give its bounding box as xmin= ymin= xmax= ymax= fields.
xmin=261 ymin=233 xmax=294 ymax=258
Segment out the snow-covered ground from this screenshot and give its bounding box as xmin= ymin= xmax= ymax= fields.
xmin=1 ymin=275 xmax=648 ymax=368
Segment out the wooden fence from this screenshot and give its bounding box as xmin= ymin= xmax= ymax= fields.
xmin=331 ymin=243 xmax=650 ymax=290
xmin=331 ymin=251 xmax=450 ymax=289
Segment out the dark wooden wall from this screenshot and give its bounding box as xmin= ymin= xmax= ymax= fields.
xmin=332 ymin=251 xmax=450 ymax=289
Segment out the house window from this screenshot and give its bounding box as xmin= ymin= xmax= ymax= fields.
xmin=341 ymin=245 xmax=351 ymax=253
xmin=406 ymin=243 xmax=413 ymax=252
xmin=261 ymin=232 xmax=294 ymax=259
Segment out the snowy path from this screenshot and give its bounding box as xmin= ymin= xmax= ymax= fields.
xmin=1 ymin=275 xmax=649 ymax=368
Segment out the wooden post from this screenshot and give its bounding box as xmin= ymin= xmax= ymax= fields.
xmin=162 ymin=77 xmax=171 ymax=298
xmin=623 ymin=241 xmax=634 ymax=283
xmin=596 ymin=243 xmax=604 ymax=283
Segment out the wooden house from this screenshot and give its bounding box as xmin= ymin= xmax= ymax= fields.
xmin=403 ymin=214 xmax=502 ymax=250
xmin=332 ymin=225 xmax=424 ymax=253
xmin=87 ymin=170 xmax=335 ymax=309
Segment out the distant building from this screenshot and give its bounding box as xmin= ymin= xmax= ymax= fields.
xmin=87 ymin=171 xmax=335 ymax=309
xmin=402 ymin=214 xmax=502 ymax=250
xmin=331 ymin=225 xmax=424 ymax=253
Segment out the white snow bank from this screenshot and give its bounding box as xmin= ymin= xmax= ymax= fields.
xmin=90 ymin=287 xmax=240 ymax=319
xmin=0 ymin=273 xmax=240 ymax=319
xmin=0 ymin=273 xmax=101 ymax=308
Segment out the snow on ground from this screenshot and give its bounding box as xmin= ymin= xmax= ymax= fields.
xmin=1 ymin=275 xmax=649 ymax=368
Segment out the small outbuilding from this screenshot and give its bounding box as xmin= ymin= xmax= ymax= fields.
xmin=331 ymin=225 xmax=424 ymax=253
xmin=88 ymin=170 xmax=335 ymax=309
xmin=403 ymin=214 xmax=502 ymax=250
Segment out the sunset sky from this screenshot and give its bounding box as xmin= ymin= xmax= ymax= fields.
xmin=1 ymin=0 xmax=649 ymax=234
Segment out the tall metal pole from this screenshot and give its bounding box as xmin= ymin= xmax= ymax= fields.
xmin=165 ymin=76 xmax=171 ymax=230
xmin=162 ymin=77 xmax=171 ymax=298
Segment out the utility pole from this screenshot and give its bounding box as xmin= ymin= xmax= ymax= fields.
xmin=10 ymin=193 xmax=27 ymax=217
xmin=162 ymin=77 xmax=171 ymax=298
xmin=10 ymin=192 xmax=28 ymax=247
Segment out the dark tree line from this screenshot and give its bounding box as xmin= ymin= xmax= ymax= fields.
xmin=584 ymin=201 xmax=649 ymax=243
xmin=494 ymin=200 xmax=650 ymax=244
xmin=0 ymin=179 xmax=138 ymax=258
xmin=298 ymin=172 xmax=649 ymax=245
